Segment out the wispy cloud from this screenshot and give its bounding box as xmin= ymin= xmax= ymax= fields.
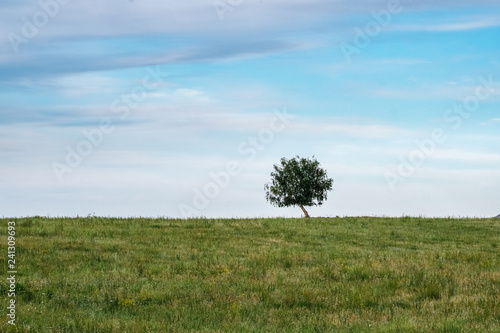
xmin=346 ymin=80 xmax=500 ymax=101
xmin=0 ymin=39 xmax=305 ymax=81
xmin=392 ymin=17 xmax=500 ymax=32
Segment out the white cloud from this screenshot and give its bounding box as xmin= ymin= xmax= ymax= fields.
xmin=175 ymin=89 xmax=202 ymax=97
xmin=287 ymin=118 xmax=416 ymax=138
xmin=433 ymin=149 xmax=500 ymax=164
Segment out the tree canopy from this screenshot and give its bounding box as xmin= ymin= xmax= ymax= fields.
xmin=264 ymin=156 xmax=333 ymax=218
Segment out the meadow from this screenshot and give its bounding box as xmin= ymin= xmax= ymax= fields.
xmin=0 ymin=216 xmax=499 ymax=332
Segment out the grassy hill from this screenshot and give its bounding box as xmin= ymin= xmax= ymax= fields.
xmin=1 ymin=216 xmax=499 ymax=332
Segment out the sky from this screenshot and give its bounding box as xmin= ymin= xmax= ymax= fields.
xmin=1 ymin=0 xmax=499 ymax=218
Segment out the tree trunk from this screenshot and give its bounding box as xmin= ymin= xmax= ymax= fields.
xmin=298 ymin=204 xmax=310 ymax=218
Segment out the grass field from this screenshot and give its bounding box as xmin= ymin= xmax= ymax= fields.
xmin=0 ymin=216 xmax=499 ymax=332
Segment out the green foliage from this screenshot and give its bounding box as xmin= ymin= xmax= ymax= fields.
xmin=1 ymin=216 xmax=499 ymax=332
xmin=265 ymin=156 xmax=333 ymax=214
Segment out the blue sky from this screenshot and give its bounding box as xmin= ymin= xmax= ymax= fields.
xmin=1 ymin=0 xmax=499 ymax=218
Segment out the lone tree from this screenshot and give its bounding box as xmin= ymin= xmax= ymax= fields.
xmin=265 ymin=156 xmax=333 ymax=218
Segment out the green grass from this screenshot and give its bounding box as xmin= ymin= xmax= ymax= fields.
xmin=1 ymin=216 xmax=499 ymax=332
